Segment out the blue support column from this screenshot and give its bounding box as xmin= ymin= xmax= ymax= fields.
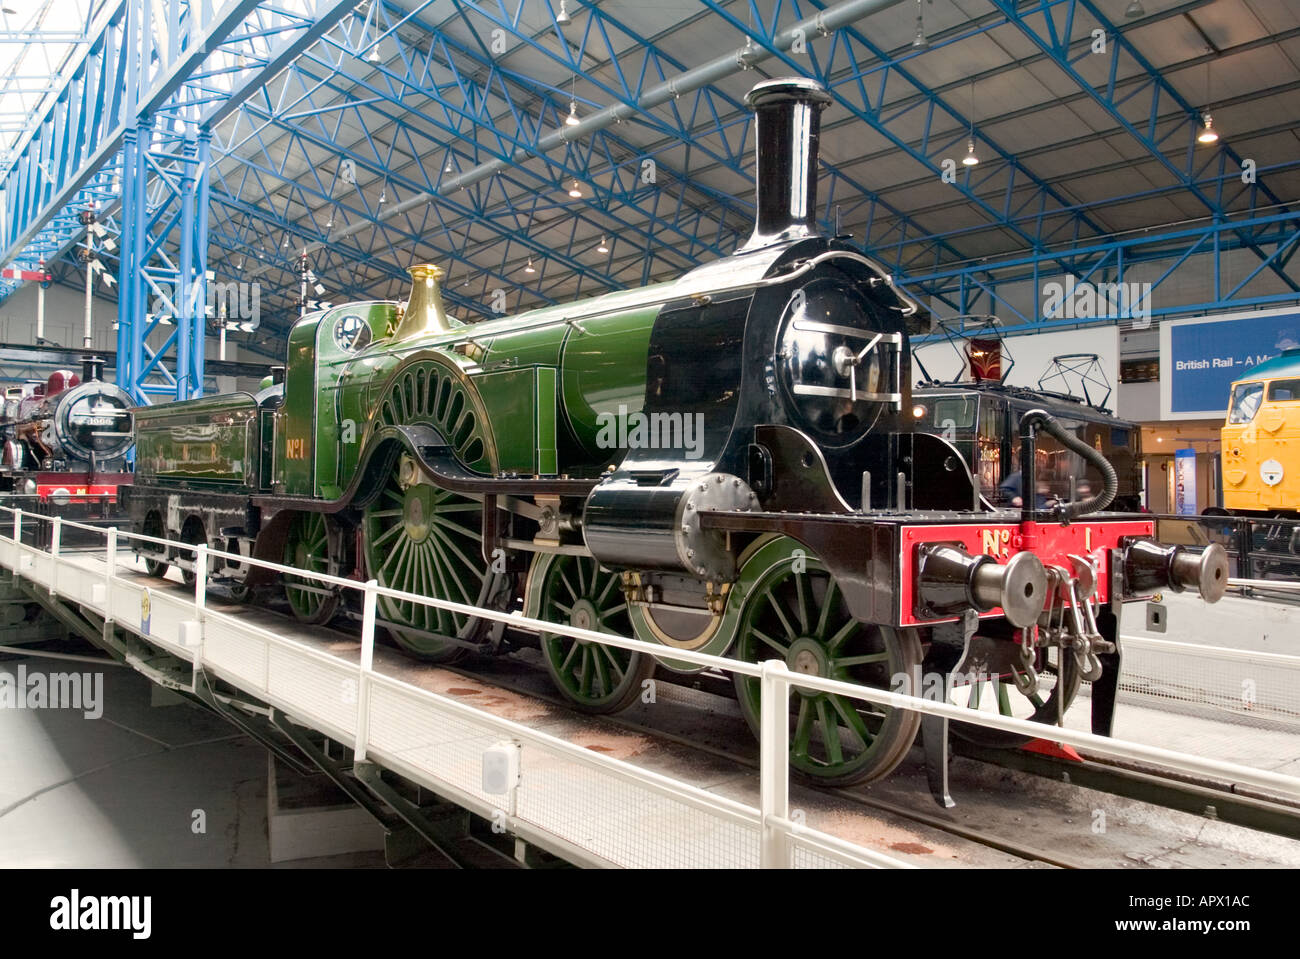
xmin=117 ymin=120 xmax=150 ymax=405
xmin=174 ymin=132 xmax=209 ymax=400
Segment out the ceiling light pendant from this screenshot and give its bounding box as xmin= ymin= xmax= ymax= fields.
xmin=597 ymin=235 xmax=609 ymax=253
xmin=1197 ymin=112 xmax=1219 ymax=144
xmin=566 ymin=100 xmax=580 ymax=127
xmin=524 ymin=258 xmax=536 ymax=274
xmin=962 ymin=79 xmax=979 ymax=166
xmin=366 ymin=43 xmax=381 ymax=63
xmin=1124 ymin=0 xmax=1145 ymax=19
xmin=567 ymin=178 xmax=583 ymax=198
xmin=556 ymin=0 xmax=571 ymax=25
xmin=911 ymin=0 xmax=928 ymax=49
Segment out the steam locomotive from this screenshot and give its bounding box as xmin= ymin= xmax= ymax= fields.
xmin=0 ymin=356 xmax=134 ymax=502
xmin=121 ymin=77 xmax=1227 ymax=787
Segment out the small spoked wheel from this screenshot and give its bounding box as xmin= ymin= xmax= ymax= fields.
xmin=731 ymin=537 xmax=922 ymax=787
xmin=531 ymin=554 xmax=652 ymax=714
xmin=283 ymin=512 xmax=341 ymax=625
xmin=141 ymin=511 xmax=168 ymax=578
xmin=178 ymin=517 xmax=205 ymax=588
xmin=948 ymin=646 xmax=1081 ymax=748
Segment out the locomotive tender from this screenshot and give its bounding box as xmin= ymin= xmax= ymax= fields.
xmin=122 ymin=78 xmax=1227 ymax=787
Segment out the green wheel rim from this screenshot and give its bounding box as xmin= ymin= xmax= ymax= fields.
xmin=283 ymin=512 xmax=339 ymax=625
xmin=949 ymin=646 xmax=1081 ymax=748
xmin=626 ymin=539 xmax=776 ymax=673
xmin=732 ymin=537 xmax=921 ymax=786
xmin=529 ymin=554 xmax=652 ymax=714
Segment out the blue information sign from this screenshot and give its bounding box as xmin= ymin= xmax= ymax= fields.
xmin=1162 ymin=309 xmax=1300 ymax=418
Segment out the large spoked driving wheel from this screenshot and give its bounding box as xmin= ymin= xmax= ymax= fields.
xmin=362 ymin=459 xmax=491 ymax=661
xmin=949 ymin=646 xmax=1081 ymax=748
xmin=732 ymin=537 xmax=922 ymax=787
xmin=528 ymin=554 xmax=653 ymax=714
xmin=283 ymin=512 xmax=341 ymax=625
xmin=360 ymin=356 xmax=504 ymax=661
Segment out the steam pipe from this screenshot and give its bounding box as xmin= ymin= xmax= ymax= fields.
xmin=1019 ymin=408 xmax=1117 ymax=524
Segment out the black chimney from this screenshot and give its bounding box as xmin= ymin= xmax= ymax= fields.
xmin=80 ymin=355 xmax=105 ymax=383
xmin=740 ymin=77 xmax=832 ymax=252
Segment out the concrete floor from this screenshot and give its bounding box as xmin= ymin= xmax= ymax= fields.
xmin=0 ymin=648 xmax=386 ymax=868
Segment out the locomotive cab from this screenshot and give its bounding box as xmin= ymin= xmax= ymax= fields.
xmin=276 ymin=301 xmax=400 ymax=498
xmin=1221 ymin=348 xmax=1300 ymax=514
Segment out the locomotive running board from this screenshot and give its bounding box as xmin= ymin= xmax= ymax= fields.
xmin=251 ymin=424 xmax=597 ymax=515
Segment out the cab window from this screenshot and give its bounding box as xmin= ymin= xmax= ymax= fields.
xmin=1228 ymin=382 xmax=1264 ymax=423
xmin=1267 ymin=378 xmax=1300 ymax=402
xmin=925 ymin=396 xmax=977 ymax=431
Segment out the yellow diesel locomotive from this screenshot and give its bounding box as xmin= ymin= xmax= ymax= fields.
xmin=1221 ymin=348 xmax=1300 ymax=517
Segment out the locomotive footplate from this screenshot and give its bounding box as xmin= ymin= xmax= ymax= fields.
xmin=696 ymin=508 xmax=1179 ymax=627
xmin=700 ymin=507 xmax=1218 ymax=806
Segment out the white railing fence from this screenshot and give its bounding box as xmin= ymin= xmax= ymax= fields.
xmin=3 ymin=505 xmax=1298 ymax=868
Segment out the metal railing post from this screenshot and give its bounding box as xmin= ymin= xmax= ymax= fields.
xmin=759 ymin=658 xmax=792 ymax=869
xmin=194 ymin=544 xmax=208 ymax=621
xmin=12 ymin=508 xmax=21 ymax=570
xmin=356 ymin=579 xmax=378 ymax=762
xmin=105 ymin=527 xmax=117 ymax=616
xmin=1238 ymin=519 xmax=1254 ymax=584
xmin=49 ymin=515 xmax=61 ymax=597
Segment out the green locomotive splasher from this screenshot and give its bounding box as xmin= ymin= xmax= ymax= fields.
xmin=272 ymin=270 xmax=671 ymax=500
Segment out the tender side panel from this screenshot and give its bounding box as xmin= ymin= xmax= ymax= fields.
xmin=133 ymin=393 xmax=260 ymax=489
xmin=898 ymin=519 xmax=1155 ymax=626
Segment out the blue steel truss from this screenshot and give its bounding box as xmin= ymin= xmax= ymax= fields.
xmin=0 ymin=0 xmax=356 ymax=401
xmin=984 ymin=0 xmax=1297 ymax=295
